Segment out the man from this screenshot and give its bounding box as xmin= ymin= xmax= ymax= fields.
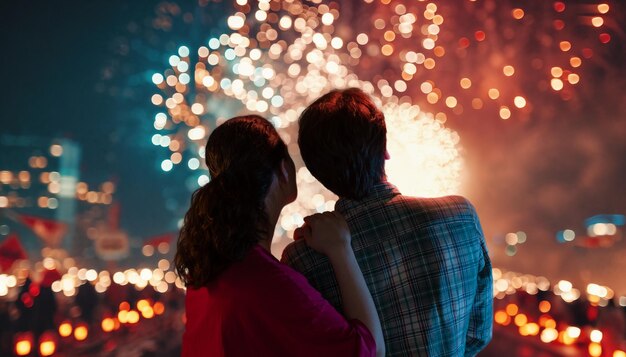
xmin=282 ymin=88 xmax=493 ymax=356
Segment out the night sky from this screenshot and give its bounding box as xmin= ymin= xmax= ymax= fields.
xmin=1 ymin=1 xmax=178 ymax=238
xmin=2 ymin=0 xmax=626 ymax=292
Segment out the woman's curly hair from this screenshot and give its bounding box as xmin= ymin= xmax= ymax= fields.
xmin=174 ymin=115 xmax=288 ymax=288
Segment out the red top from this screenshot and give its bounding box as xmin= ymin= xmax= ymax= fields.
xmin=182 ymin=245 xmax=376 ymax=357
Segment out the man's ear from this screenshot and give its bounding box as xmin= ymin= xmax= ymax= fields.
xmin=384 ymin=149 xmax=391 ymax=160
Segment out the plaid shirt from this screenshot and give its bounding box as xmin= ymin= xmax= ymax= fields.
xmin=281 ymin=182 xmax=493 ymax=357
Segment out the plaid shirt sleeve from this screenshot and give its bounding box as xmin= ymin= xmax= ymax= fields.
xmin=280 ymin=240 xmax=344 ymax=312
xmin=464 ymin=202 xmax=493 ymax=357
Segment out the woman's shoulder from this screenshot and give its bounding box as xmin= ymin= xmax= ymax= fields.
xmin=223 ymin=245 xmax=280 ymax=276
xmin=237 ymin=246 xmax=308 ymax=283
xmin=223 ymin=245 xmax=319 ymax=302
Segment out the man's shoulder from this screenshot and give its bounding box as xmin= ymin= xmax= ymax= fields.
xmin=280 ymin=239 xmax=305 ymax=263
xmin=393 ymin=194 xmax=477 ymax=222
xmin=281 ymin=238 xmax=325 ymax=268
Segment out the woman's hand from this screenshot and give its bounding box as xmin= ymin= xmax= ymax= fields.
xmin=296 ymin=211 xmax=385 ymax=356
xmin=295 ymin=211 xmax=351 ymax=257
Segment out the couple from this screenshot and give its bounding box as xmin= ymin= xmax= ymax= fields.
xmin=175 ymin=88 xmax=493 ymax=357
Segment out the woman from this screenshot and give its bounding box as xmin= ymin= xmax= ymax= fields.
xmin=174 ymin=115 xmax=384 ymax=357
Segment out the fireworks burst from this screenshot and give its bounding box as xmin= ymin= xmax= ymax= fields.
xmin=148 ymin=0 xmax=465 ymax=244
xmin=138 ymin=0 xmax=619 ymax=244
xmin=343 ymin=0 xmax=616 ymax=121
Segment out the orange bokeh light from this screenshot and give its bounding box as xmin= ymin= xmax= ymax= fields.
xmin=58 ymin=322 xmax=72 ymax=337
xmin=119 ymin=301 xmax=131 ymax=311
xmin=381 ymin=44 xmax=394 ymax=56
xmin=127 ymin=310 xmax=140 ymax=324
xmin=506 ymin=304 xmax=519 ymax=316
xmin=39 ymin=341 xmax=56 ymax=357
xmin=154 ymin=302 xmax=166 ymax=315
xmin=494 ymin=310 xmax=509 ymax=325
xmin=74 ymin=325 xmax=88 ymax=341
xmin=597 ymin=4 xmax=609 ymax=14
xmin=142 ymin=307 xmax=155 ymax=319
xmin=15 ymin=341 xmax=31 ymax=356
xmin=539 ymin=300 xmax=551 ymax=313
xmin=589 ymin=342 xmax=602 ymax=357
xmin=591 ymin=17 xmax=604 ymax=27
xmin=102 ymin=318 xmax=115 ymax=332
xmin=551 ymin=78 xmax=564 ymax=91
xmin=503 ymin=65 xmax=515 ymax=76
xmin=514 ymin=313 xmax=528 ymax=327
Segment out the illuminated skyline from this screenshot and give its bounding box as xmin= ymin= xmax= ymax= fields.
xmin=2 ymin=0 xmax=625 ymax=293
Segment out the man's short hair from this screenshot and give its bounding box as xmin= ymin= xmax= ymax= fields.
xmin=298 ymin=88 xmax=386 ymax=200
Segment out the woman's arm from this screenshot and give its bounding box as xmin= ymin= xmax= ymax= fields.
xmin=302 ymin=212 xmax=385 ymax=357
xmin=327 ymin=244 xmax=385 ymax=357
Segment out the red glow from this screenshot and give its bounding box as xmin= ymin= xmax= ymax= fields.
xmin=599 ymin=33 xmax=611 ymax=44
xmin=560 ymin=89 xmax=572 ymax=101
xmin=582 ymin=48 xmax=594 ymax=59
xmin=587 ymin=305 xmax=599 ymax=321
xmin=20 ymin=293 xmax=33 ymax=308
xmin=28 ymin=284 xmax=40 ymax=297
xmin=458 ymin=37 xmax=470 ymax=48
xmin=554 ymin=2 xmax=565 ymax=13
xmin=119 ymin=301 xmax=130 ymax=311
xmin=553 ymin=20 xmax=565 ymax=31
xmin=474 ymin=31 xmax=486 ymax=42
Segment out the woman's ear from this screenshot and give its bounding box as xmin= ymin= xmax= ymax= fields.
xmin=384 ymin=149 xmax=391 ymax=160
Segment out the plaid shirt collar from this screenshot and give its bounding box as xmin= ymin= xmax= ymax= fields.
xmin=336 ymin=181 xmax=401 ymax=220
